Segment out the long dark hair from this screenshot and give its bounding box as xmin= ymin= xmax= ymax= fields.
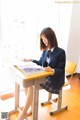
xmin=40 ymin=27 xmax=58 ymax=50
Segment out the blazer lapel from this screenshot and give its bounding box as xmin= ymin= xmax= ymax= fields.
xmin=48 ymin=48 xmax=58 ymax=65
xmin=42 ymin=51 xmax=48 ymax=66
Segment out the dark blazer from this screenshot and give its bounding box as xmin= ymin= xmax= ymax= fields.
xmin=33 ymin=47 xmax=66 ymax=90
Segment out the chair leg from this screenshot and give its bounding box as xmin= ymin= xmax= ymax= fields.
xmin=41 ymin=89 xmax=68 ymax=115
xmin=41 ymin=93 xmax=52 ymax=106
xmin=41 ymin=93 xmax=58 ymax=106
xmin=49 ymin=89 xmax=68 ymax=115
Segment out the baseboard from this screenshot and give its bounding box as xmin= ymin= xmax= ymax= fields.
xmin=0 ymin=92 xmax=14 ymax=100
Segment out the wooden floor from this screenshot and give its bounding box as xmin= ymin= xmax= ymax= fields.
xmin=2 ymin=75 xmax=80 ymax=120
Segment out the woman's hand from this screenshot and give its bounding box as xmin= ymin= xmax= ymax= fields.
xmin=44 ymin=66 xmax=53 ymax=72
xmin=44 ymin=66 xmax=55 ymax=74
xmin=23 ymin=59 xmax=32 ymax=62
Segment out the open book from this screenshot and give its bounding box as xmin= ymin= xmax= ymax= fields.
xmin=13 ymin=62 xmax=44 ymax=75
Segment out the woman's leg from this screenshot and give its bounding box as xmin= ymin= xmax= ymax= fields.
xmin=27 ymin=103 xmax=33 ymax=116
xmin=24 ymin=88 xmax=32 ymax=116
xmin=16 ymin=86 xmax=33 ymax=120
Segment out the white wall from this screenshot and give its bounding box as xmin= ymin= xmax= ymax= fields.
xmin=0 ymin=0 xmax=1 ymax=53
xmin=66 ymin=2 xmax=80 ymax=72
xmin=0 ymin=0 xmax=1 ymax=40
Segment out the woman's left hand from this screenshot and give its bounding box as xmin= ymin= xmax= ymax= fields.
xmin=44 ymin=66 xmax=53 ymax=72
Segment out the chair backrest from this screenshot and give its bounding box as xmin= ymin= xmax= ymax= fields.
xmin=64 ymin=61 xmax=77 ymax=87
xmin=65 ymin=61 xmax=77 ymax=75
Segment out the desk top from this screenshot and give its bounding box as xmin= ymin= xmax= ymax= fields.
xmin=11 ymin=63 xmax=53 ymax=81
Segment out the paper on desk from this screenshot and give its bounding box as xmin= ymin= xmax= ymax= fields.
xmin=13 ymin=62 xmax=44 ymax=75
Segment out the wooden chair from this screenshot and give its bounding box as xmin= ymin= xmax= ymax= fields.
xmin=41 ymin=61 xmax=77 ymax=115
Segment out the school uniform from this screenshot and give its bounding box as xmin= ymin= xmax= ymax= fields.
xmin=32 ymin=47 xmax=66 ymax=94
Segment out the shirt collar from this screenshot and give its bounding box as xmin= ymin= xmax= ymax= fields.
xmin=48 ymin=47 xmax=54 ymax=52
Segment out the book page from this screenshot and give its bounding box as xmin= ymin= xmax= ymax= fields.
xmin=13 ymin=62 xmax=44 ymax=75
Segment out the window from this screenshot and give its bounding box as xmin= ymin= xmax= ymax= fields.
xmin=0 ymin=0 xmax=72 ymax=95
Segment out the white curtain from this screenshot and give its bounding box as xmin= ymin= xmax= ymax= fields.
xmin=0 ymin=0 xmax=72 ymax=66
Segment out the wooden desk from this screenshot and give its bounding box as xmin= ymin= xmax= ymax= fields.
xmin=10 ymin=64 xmax=53 ymax=120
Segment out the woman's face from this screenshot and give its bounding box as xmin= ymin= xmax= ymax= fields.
xmin=41 ymin=36 xmax=48 ymax=46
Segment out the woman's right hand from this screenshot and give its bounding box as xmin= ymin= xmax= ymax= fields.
xmin=23 ymin=59 xmax=32 ymax=62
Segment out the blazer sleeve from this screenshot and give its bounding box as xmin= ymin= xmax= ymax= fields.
xmin=32 ymin=51 xmax=45 ymax=66
xmin=54 ymin=50 xmax=66 ymax=76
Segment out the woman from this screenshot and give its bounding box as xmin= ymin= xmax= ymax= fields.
xmin=16 ymin=27 xmax=66 ymax=120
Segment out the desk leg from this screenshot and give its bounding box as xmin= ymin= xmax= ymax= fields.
xmin=15 ymin=82 xmax=20 ymax=110
xmin=32 ymin=82 xmax=39 ymax=120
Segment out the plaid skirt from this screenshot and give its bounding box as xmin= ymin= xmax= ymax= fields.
xmin=40 ymin=78 xmax=59 ymax=94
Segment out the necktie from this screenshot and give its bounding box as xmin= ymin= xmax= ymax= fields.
xmin=47 ymin=50 xmax=51 ymax=58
